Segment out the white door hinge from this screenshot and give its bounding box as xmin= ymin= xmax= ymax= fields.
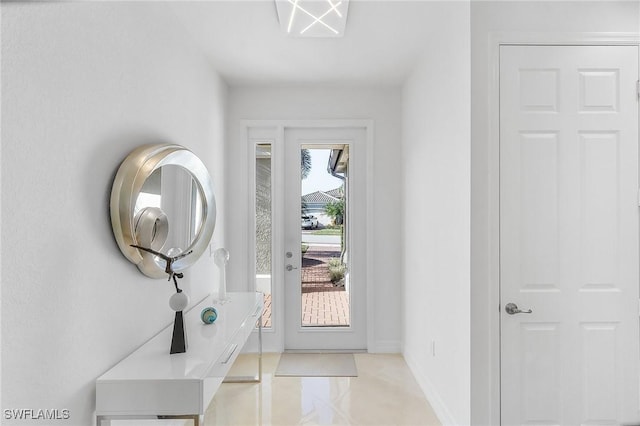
xmin=637 ymin=80 xmax=640 ymax=100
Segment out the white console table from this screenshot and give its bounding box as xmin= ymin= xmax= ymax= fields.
xmin=96 ymin=292 xmax=263 ymax=425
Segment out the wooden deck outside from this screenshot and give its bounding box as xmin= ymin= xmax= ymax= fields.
xmin=261 ymin=245 xmax=349 ymax=327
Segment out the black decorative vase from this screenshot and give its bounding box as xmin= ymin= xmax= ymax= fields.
xmin=170 ymin=311 xmax=188 ymax=354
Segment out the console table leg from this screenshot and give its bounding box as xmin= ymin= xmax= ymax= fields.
xmin=223 ymin=309 xmax=263 ymax=384
xmin=258 ymin=313 xmax=263 ymax=382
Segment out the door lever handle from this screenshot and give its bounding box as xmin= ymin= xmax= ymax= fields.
xmin=505 ymin=303 xmax=532 ymax=315
xmin=286 ymin=264 xmax=298 ymax=271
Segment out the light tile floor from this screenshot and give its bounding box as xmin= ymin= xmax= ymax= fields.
xmin=205 ymin=353 xmax=442 ymax=426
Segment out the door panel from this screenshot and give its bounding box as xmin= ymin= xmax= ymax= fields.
xmin=500 ymin=45 xmax=639 ymax=425
xmin=284 ymin=127 xmax=367 ymax=351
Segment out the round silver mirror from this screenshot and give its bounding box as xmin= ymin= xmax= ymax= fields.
xmin=110 ymin=144 xmax=216 ymax=278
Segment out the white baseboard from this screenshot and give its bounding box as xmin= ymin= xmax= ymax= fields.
xmin=241 ymin=333 xmax=402 ymax=355
xmin=369 ymin=340 xmax=402 ymax=353
xmin=403 ymin=351 xmax=457 ymax=426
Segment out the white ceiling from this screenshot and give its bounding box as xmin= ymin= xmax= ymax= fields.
xmin=168 ymin=1 xmax=447 ymax=87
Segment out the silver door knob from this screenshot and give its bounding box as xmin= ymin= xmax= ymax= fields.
xmin=505 ymin=303 xmax=532 ymax=315
xmin=286 ymin=264 xmax=298 ymax=271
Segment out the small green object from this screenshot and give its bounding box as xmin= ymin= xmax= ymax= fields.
xmin=201 ymin=307 xmax=218 ymax=324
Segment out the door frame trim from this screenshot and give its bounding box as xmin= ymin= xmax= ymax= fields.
xmin=485 ymin=32 xmax=640 ymax=425
xmin=242 ymin=119 xmax=374 ymax=353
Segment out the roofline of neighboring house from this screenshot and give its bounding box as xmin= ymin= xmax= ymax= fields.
xmin=301 ymin=189 xmax=341 ymax=204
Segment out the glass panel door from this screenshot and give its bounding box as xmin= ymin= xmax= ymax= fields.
xmin=300 ymin=147 xmax=350 ymax=327
xmin=284 ymin=127 xmax=367 ymax=351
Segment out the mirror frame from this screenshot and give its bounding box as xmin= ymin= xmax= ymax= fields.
xmin=110 ymin=143 xmax=216 ymax=278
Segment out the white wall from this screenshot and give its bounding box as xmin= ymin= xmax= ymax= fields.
xmin=1 ymin=3 xmax=227 ymax=425
xmin=470 ymin=2 xmax=640 ymax=425
xmin=401 ymin=3 xmax=471 ymax=425
xmin=227 ymin=86 xmax=403 ymax=352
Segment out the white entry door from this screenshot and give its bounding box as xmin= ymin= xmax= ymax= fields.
xmin=283 ymin=127 xmax=367 ymax=351
xmin=500 ymin=45 xmax=639 ymax=425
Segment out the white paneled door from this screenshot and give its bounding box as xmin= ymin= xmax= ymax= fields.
xmin=500 ymin=45 xmax=640 ymax=425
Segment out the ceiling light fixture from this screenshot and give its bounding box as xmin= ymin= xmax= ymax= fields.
xmin=327 ymin=0 xmax=342 ymax=18
xmin=275 ymin=0 xmax=349 ymax=38
xmin=299 ymin=1 xmax=342 ymax=35
xmin=287 ymin=0 xmax=299 ymax=33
